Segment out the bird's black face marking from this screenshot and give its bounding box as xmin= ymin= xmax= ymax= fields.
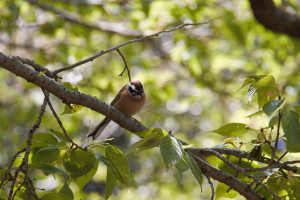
xmin=128 ymin=80 xmax=144 ymax=99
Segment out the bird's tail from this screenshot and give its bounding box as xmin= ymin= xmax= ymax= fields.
xmin=87 ymin=117 xmax=111 ymax=140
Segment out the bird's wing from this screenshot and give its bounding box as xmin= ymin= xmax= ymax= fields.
xmin=110 ymin=84 xmax=127 ymax=106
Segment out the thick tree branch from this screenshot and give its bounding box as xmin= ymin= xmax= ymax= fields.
xmin=249 ymin=0 xmax=300 ymax=38
xmin=0 ymin=52 xmax=279 ymax=199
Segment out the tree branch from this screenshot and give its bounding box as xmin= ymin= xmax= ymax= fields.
xmin=52 ymin=19 xmax=212 ymax=75
xmin=249 ymin=0 xmax=300 ymax=38
xmin=0 ymin=52 xmax=277 ymax=199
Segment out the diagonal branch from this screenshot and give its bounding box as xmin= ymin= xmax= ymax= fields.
xmin=0 ymin=52 xmax=275 ymax=200
xmin=52 ymin=19 xmax=212 ymax=75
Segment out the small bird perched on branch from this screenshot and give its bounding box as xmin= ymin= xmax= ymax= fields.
xmin=88 ymin=80 xmax=146 ymax=140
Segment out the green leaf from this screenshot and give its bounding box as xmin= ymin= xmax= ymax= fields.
xmin=262 ymin=98 xmax=286 ymax=117
xmin=41 ymin=193 xmax=73 ymax=200
xmin=36 ymin=70 xmax=47 ymax=78
xmin=186 ymin=153 xmax=203 ymax=190
xmin=175 ymin=154 xmax=190 ymax=180
xmin=294 ymin=105 xmax=300 ymax=117
xmin=105 ymin=145 xmax=130 ymax=186
xmin=61 ymin=104 xmax=83 ymax=115
xmin=75 ymin=159 xmax=98 ymax=191
xmin=63 ymin=150 xmax=96 ymax=180
xmin=209 ymin=123 xmax=250 ymax=136
xmin=28 ymin=164 xmax=68 ymax=176
xmin=237 ymin=77 xmax=256 ymax=91
xmin=261 ymin=144 xmax=279 ymax=159
xmin=247 ymin=85 xmax=257 ymax=102
xmin=134 ymin=128 xmax=168 ymax=154
xmin=160 ymin=135 xmax=183 ymax=171
xmin=31 ymin=148 xmax=60 ymax=164
xmin=251 ymin=75 xmax=277 ymax=89
xmin=105 ymin=168 xmax=117 ymax=200
xmin=215 ymin=182 xmax=238 ymax=199
xmin=253 ymin=169 xmax=278 ymax=180
xmin=282 ymin=110 xmax=300 ymax=152
xmin=63 ymin=82 xmax=78 ymax=92
xmin=268 ymin=116 xmax=279 ymax=127
xmin=59 ymin=182 xmax=74 ymax=199
xmin=126 ymin=131 xmax=157 ymax=155
xmin=135 ymin=128 xmax=168 ymax=138
xmin=31 ymin=133 xmax=58 ymax=148
xmin=37 ymin=146 xmax=61 ymax=153
xmin=245 ymin=109 xmax=263 ymax=119
xmin=13 ymin=139 xmax=27 ymax=151
xmin=49 ymin=128 xmax=69 ymax=143
xmin=97 ymin=154 xmax=123 ymax=183
xmin=256 ymin=86 xmax=278 ymax=109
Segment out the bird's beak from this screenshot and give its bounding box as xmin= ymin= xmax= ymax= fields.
xmin=140 ymin=93 xmax=144 ymax=98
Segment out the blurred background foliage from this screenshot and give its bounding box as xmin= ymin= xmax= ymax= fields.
xmin=1 ymin=0 xmax=300 ymax=199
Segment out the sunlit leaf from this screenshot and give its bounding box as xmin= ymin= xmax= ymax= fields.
xmin=63 ymin=82 xmax=78 ymax=92
xmin=245 ymin=109 xmax=263 ymax=119
xmin=61 ymin=104 xmax=83 ymax=115
xmin=215 ymin=182 xmax=238 ymax=199
xmin=49 ymin=128 xmax=69 ymax=143
xmin=209 ymin=123 xmax=250 ymax=136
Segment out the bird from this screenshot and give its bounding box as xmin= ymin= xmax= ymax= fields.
xmin=88 ymin=80 xmax=146 ymax=140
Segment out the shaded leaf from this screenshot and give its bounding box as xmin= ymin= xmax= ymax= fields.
xmin=49 ymin=128 xmax=69 ymax=143
xmin=160 ymin=135 xmax=183 ymax=171
xmin=262 ymin=98 xmax=286 ymax=118
xmin=75 ymin=158 xmax=98 ymax=191
xmin=105 ymin=145 xmax=130 ymax=186
xmin=175 ymin=154 xmax=189 ymax=180
xmin=31 ymin=148 xmax=60 ymax=164
xmin=186 ymin=153 xmax=203 ymax=191
xmin=63 ymin=150 xmax=96 ymax=180
xmin=97 ymin=154 xmax=123 ymax=183
xmin=41 ymin=193 xmax=73 ymax=200
xmin=105 ymin=168 xmax=117 ymax=200
xmin=59 ymin=182 xmax=74 ymax=199
xmin=29 ymin=163 xmax=68 ymax=176
xmin=282 ymin=110 xmax=300 ymax=152
xmin=268 ymin=116 xmax=279 ymax=127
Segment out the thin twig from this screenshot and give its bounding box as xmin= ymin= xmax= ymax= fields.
xmin=227 ymin=157 xmax=242 ymax=193
xmin=200 ymin=149 xmax=282 ymax=200
xmin=117 ymin=49 xmax=131 ymax=82
xmin=0 ymin=148 xmax=26 ymax=188
xmin=22 ymin=90 xmax=48 ymax=200
xmin=277 ymin=151 xmax=288 ymax=162
xmin=53 ymin=19 xmax=212 ymax=75
xmin=43 ymin=90 xmax=87 ymax=151
xmin=203 ymin=172 xmax=214 ymax=200
xmin=12 ymin=181 xmax=26 ymax=200
xmin=8 ymin=163 xmax=24 ymax=200
xmin=12 ymin=56 xmax=61 ymax=80
xmin=270 ymin=96 xmax=282 ymax=164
